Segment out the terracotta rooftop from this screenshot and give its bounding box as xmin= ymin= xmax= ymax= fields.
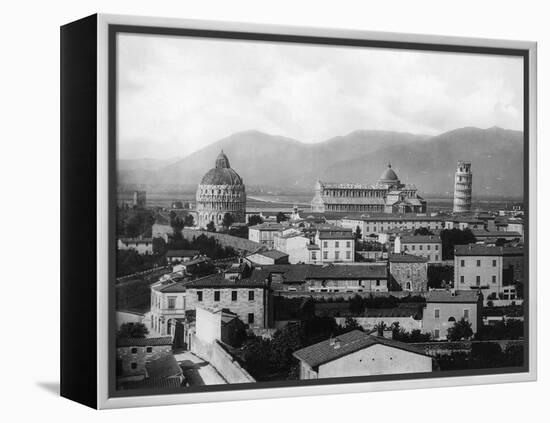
xmin=293 ymin=330 xmax=428 ymax=368
xmin=425 ymin=290 xmax=480 ymax=303
xmin=389 ymin=253 xmax=429 ymax=263
xmin=454 ymin=244 xmax=524 ymax=256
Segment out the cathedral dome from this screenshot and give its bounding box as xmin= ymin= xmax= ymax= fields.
xmin=378 ymin=163 xmax=399 ymax=183
xmin=200 ymin=151 xmax=244 ymax=185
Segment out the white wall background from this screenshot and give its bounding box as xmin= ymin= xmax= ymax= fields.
xmin=0 ymin=0 xmax=547 ymax=421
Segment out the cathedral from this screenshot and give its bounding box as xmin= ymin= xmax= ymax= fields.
xmin=196 ymin=150 xmax=246 ymax=228
xmin=311 ymin=163 xmax=426 ymax=214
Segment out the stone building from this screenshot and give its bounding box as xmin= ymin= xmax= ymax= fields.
xmin=196 ymin=150 xmax=246 ymax=228
xmin=116 ymin=336 xmax=174 ymax=380
xmin=394 ymin=234 xmax=442 ymax=263
xmin=389 ymin=253 xmax=428 ymax=291
xmin=453 ymin=161 xmax=472 ymax=213
xmin=311 ymin=163 xmax=426 ymax=214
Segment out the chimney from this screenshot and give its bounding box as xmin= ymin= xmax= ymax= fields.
xmin=333 ymin=338 xmax=341 ymax=349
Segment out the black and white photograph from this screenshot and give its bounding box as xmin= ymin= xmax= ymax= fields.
xmin=112 ymin=28 xmax=529 ymax=395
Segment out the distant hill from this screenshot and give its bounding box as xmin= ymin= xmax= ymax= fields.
xmin=118 ymin=126 xmax=524 ymax=197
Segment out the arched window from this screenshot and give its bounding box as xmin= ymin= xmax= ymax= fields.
xmin=448 ymin=316 xmax=456 ymax=322
xmin=406 ymin=282 xmax=411 ymax=290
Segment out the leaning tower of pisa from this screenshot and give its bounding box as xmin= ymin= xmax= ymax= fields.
xmin=453 ymin=161 xmax=472 ymax=213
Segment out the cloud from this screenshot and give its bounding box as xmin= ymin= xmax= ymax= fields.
xmin=117 ymin=33 xmax=523 ymax=160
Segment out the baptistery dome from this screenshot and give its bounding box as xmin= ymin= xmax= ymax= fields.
xmin=196 ymin=150 xmax=246 ymax=228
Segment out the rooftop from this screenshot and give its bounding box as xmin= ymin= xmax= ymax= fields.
xmin=317 ymin=228 xmax=355 ymax=240
xmin=454 ymin=244 xmax=524 ymax=256
xmin=425 ymin=290 xmax=480 ymax=304
xmin=117 ymin=336 xmax=173 ymax=348
xmin=398 ymin=234 xmax=441 ymax=243
xmin=166 ymin=249 xmax=200 ymax=258
xmin=342 ymin=214 xmax=443 ymax=222
xmin=389 ymin=253 xmax=429 ymax=263
xmin=293 ymin=330 xmax=428 ymax=368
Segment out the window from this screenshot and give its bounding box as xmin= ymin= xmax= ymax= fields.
xmin=323 ymin=241 xmax=328 ymax=248
xmin=376 ymin=279 xmax=380 ymax=286
xmin=146 ymin=347 xmax=152 ymax=353
xmin=197 ymin=291 xmax=203 ymax=302
xmin=463 ymin=309 xmax=470 ymax=319
xmin=168 ymin=297 xmax=176 ymax=309
xmin=476 ymin=260 xmax=481 ymax=267
xmin=492 ymin=275 xmax=497 ymax=284
xmin=435 ymin=255 xmax=439 ymax=261
xmin=419 ymin=245 xmax=423 ymax=251
xmin=323 ymin=251 xmax=328 ymax=260
xmin=335 ymin=251 xmax=340 ymax=260
xmin=335 ymin=241 xmax=339 ymax=248
xmin=346 ymin=241 xmax=351 ymax=248
xmin=460 ymin=260 xmax=465 ymax=267
xmin=435 ymin=245 xmax=439 ymax=251
xmin=460 ymin=275 xmax=464 ymax=284
xmin=492 ymin=259 xmax=497 ymax=267
xmin=311 ymin=252 xmax=317 ymax=260
xmin=434 ymin=329 xmax=440 ymax=339
xmin=412 ymin=245 xmax=415 ymax=251
xmin=231 ymin=291 xmax=238 ymax=301
xmin=346 ymin=251 xmax=351 ymax=260
xmin=214 ymin=291 xmax=220 ymax=302
xmin=434 ymin=309 xmax=440 ymax=319
xmin=248 ymin=313 xmax=254 ymax=324
xmin=248 ymin=291 xmax=255 ymax=301
xmin=131 ymin=363 xmax=137 ymax=370
xmin=131 ymin=348 xmax=137 ymax=354
xmin=476 ymin=276 xmax=481 ymax=285
xmin=427 ymin=245 xmax=431 ymax=250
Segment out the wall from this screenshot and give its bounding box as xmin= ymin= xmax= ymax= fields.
xmin=334 ymin=316 xmax=422 ymax=332
xmin=180 ymin=228 xmax=263 ymax=253
xmin=316 ymin=343 xmax=432 ymax=378
xmin=116 ymin=344 xmax=172 ymax=378
xmin=191 ymin=335 xmax=255 ymax=384
xmin=115 ymin=311 xmax=144 ymax=329
xmin=195 ymin=307 xmax=222 ymax=344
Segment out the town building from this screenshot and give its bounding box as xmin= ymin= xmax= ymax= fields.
xmin=196 ymin=150 xmax=246 ymax=228
xmin=311 ymin=163 xmax=426 ymax=214
xmin=454 ymin=244 xmax=524 ymax=300
xmin=422 ymin=290 xmax=482 ymax=340
xmin=250 ymin=263 xmax=388 ymax=293
xmin=245 ymin=250 xmax=290 ymax=265
xmin=444 ymin=216 xmax=486 ymax=230
xmin=117 ymin=237 xmax=154 ymax=255
xmin=248 ymin=222 xmax=287 ymax=248
xmin=132 ymin=190 xmax=147 ymax=208
xmin=389 ymin=253 xmax=428 ymax=291
xmin=313 ymin=227 xmax=355 ymax=263
xmin=341 ymin=214 xmax=443 ymax=238
xmin=394 ymin=234 xmax=442 ymax=263
xmin=293 ymin=330 xmax=432 ymax=379
xmin=273 ymin=229 xmax=311 ymax=264
xmin=453 ymin=161 xmax=472 ymax=213
xmin=195 ymin=307 xmax=247 ymax=347
xmin=149 ymin=265 xmax=272 ymax=335
xmin=116 ymin=336 xmax=183 ymax=390
xmin=165 ymin=249 xmax=200 ymax=264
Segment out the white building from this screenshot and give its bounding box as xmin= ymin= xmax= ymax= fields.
xmin=273 ymin=229 xmax=311 ymax=264
xmin=293 ymin=330 xmax=432 ymax=379
xmin=341 ymin=214 xmax=443 ymax=239
xmin=313 ymin=227 xmax=355 ymax=263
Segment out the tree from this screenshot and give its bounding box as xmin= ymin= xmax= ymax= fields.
xmin=414 ymin=227 xmax=434 ymax=236
xmin=447 ymin=318 xmax=473 ymax=341
xmin=222 ymin=212 xmax=235 ymax=229
xmin=117 ymin=322 xmax=149 ymax=339
xmin=184 ymin=214 xmax=195 ymax=227
xmin=206 ymin=221 xmax=216 ymax=232
xmin=276 ymin=212 xmax=288 ymax=223
xmin=440 ymin=228 xmax=476 ymax=260
xmin=343 ymin=317 xmax=361 ymax=331
xmin=354 ymin=226 xmax=362 ymax=241
xmin=248 ymin=215 xmax=264 ymax=227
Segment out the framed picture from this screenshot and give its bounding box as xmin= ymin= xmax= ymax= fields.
xmin=60 ymin=14 xmax=537 ymax=409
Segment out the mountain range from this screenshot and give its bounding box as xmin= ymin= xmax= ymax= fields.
xmin=118 ymin=126 xmax=524 ymax=197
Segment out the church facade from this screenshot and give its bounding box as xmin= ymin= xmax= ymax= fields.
xmin=196 ymin=151 xmax=246 ymax=228
xmin=311 ymin=163 xmax=426 ymax=214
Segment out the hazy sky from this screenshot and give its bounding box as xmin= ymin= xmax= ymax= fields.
xmin=117 ymin=33 xmax=523 ymax=160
